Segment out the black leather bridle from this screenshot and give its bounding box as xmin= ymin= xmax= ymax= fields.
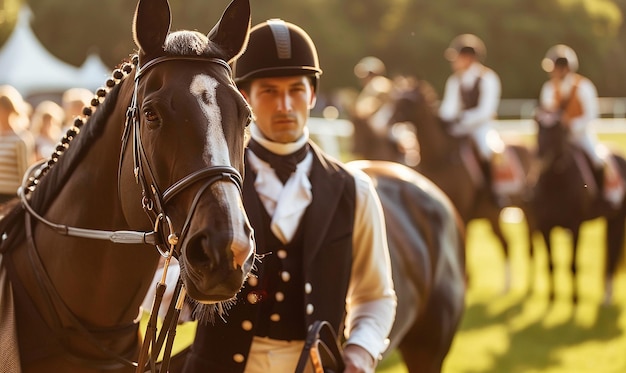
xmin=120 ymin=55 xmax=244 ymax=257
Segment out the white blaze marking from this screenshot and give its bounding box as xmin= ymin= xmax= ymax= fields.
xmin=190 ymin=74 xmax=230 ymax=166
xmin=189 ymin=74 xmax=253 ymax=266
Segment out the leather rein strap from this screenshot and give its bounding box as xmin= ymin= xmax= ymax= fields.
xmin=295 ymin=320 xmax=345 ymax=373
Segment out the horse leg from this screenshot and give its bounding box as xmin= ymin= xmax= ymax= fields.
xmin=570 ymin=226 xmax=581 ymax=305
xmin=541 ymin=229 xmax=556 ymax=302
xmin=489 ymin=218 xmax=511 ymax=293
xmin=526 ymin=222 xmax=536 ymax=298
xmin=522 ymin=207 xmax=537 ymax=298
xmin=397 ymin=289 xmax=464 ymax=373
xmin=604 ymin=210 xmax=626 ymax=305
xmin=397 ymin=326 xmax=444 ymax=373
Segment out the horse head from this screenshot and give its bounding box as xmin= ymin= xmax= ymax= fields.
xmin=119 ymin=0 xmax=255 ymax=305
xmin=385 ymin=77 xmax=458 ymax=164
xmin=535 ymin=112 xmax=571 ymax=161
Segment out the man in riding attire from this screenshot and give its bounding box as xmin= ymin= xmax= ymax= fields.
xmin=183 ymin=19 xmax=396 ymax=373
xmin=538 ymin=44 xmax=622 ymax=206
xmin=439 ymin=34 xmax=507 ymax=204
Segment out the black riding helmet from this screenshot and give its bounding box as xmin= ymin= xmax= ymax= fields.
xmin=232 ymin=19 xmax=323 ymax=90
xmin=541 ymin=44 xmax=579 ymax=73
xmin=444 ymin=34 xmax=487 ymax=62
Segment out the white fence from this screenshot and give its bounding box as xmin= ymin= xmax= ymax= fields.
xmin=498 ymin=97 xmax=626 ymax=119
xmin=494 ymin=118 xmax=626 ymax=136
xmin=308 ymin=115 xmax=626 ymax=159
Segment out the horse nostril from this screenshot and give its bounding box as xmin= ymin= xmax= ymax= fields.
xmin=185 ymin=232 xmax=222 ymax=272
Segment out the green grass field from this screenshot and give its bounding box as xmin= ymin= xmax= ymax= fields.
xmin=151 ymin=133 xmax=626 ymax=373
xmin=378 ymin=217 xmax=626 ymax=373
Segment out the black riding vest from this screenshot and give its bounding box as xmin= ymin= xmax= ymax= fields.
xmin=460 ymin=75 xmax=481 ymax=110
xmin=182 ymin=142 xmax=356 ymax=373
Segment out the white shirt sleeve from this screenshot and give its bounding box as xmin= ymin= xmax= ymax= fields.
xmin=343 ymin=168 xmax=397 ymax=360
xmin=570 ymin=78 xmax=598 ymax=134
xmin=539 ymin=81 xmax=557 ymax=111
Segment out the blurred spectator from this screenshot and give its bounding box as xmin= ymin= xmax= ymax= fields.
xmin=30 ymin=100 xmax=64 ymax=161
xmin=61 ymin=87 xmax=93 ymax=132
xmin=0 ymin=85 xmax=35 ymax=202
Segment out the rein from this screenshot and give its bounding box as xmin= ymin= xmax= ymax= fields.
xmin=18 ymin=163 xmax=159 ymax=245
xmin=16 ymin=55 xmax=243 ymax=372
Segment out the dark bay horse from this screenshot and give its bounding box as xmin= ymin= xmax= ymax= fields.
xmin=529 ymin=118 xmax=626 ymax=304
xmin=349 ymin=160 xmax=466 ymax=373
xmin=373 ymin=76 xmax=534 ymax=290
xmin=0 ymin=0 xmax=255 ymax=371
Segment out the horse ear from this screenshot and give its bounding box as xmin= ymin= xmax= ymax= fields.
xmin=133 ymin=0 xmax=172 ymax=59
xmin=207 ymin=0 xmax=251 ymax=63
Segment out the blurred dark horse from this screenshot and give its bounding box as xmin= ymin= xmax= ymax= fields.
xmin=355 ymin=76 xmax=533 ymax=290
xmin=529 ymin=117 xmax=626 ymax=303
xmin=349 ymin=160 xmax=465 ymax=373
xmin=0 ymin=0 xmax=255 ymax=371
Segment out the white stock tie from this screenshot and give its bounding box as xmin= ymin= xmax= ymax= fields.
xmin=252 ymin=152 xmax=313 ymax=244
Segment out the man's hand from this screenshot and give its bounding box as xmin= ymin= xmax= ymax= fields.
xmin=343 ymin=344 xmax=376 ymax=373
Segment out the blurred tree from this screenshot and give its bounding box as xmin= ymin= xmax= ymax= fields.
xmin=341 ymin=0 xmax=622 ymax=98
xmin=27 ymin=0 xmax=235 ymax=68
xmin=0 ymin=0 xmax=623 ymax=100
xmin=604 ymin=0 xmax=626 ymax=96
xmin=0 ymin=0 xmax=20 ymax=46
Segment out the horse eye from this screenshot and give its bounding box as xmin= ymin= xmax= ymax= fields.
xmin=143 ymin=109 xmax=159 ymax=123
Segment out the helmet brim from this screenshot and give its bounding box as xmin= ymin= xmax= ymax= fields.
xmin=234 ymin=66 xmax=322 ymax=83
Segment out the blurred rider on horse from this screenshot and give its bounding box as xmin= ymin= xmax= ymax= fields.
xmin=537 ymin=44 xmax=624 ymax=207
xmin=439 ymin=34 xmax=510 ymax=206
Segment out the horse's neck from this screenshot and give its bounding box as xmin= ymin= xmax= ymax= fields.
xmin=25 ymin=80 xmax=159 ymax=326
xmin=48 ymin=110 xmax=129 ymax=230
xmin=416 ymin=109 xmax=457 ymax=166
xmin=538 ymin=140 xmax=579 ymax=182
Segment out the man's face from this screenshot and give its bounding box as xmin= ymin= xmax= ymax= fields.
xmin=550 ymin=65 xmax=570 ymax=81
xmin=242 ymin=75 xmax=316 ymax=143
xmin=452 ymin=53 xmax=474 ymax=73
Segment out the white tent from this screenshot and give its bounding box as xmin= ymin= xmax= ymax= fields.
xmin=78 ymin=53 xmax=112 ymax=92
xmin=0 ymin=6 xmax=108 ymax=97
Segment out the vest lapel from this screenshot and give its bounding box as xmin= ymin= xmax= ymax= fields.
xmin=243 ymin=159 xmax=268 ymax=251
xmin=301 ymin=144 xmax=347 ymax=267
